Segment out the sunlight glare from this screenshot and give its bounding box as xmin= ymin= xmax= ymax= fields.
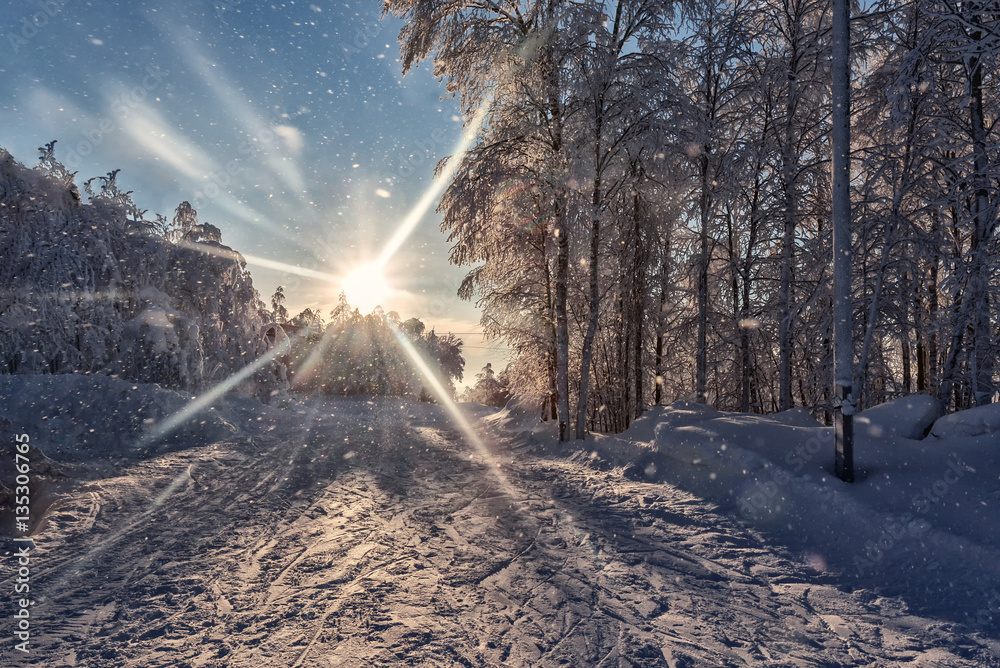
xmin=141 ymin=334 xmax=292 ymax=445
xmin=375 ymin=100 xmax=491 ymax=268
xmin=340 ymin=263 xmax=391 ymax=314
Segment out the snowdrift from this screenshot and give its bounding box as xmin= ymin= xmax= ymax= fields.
xmin=854 ymin=394 xmax=941 ymax=439
xmin=930 ymin=401 xmax=1000 ymax=439
xmin=498 ymin=396 xmax=1000 ymax=632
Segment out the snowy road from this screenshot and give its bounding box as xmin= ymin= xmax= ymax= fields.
xmin=3 ymin=398 xmax=997 ymax=666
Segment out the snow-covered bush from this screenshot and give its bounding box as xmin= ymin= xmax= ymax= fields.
xmin=854 ymin=395 xmax=941 ymax=440
xmin=930 ymin=402 xmax=1000 ymax=439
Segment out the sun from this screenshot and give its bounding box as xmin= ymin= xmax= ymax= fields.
xmin=339 ymin=263 xmax=391 ymax=314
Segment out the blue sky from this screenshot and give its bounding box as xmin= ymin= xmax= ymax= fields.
xmin=0 ymin=0 xmax=506 ymax=384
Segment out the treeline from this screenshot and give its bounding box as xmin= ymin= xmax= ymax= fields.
xmin=461 ymin=362 xmax=511 ymax=407
xmin=384 ymin=0 xmax=999 ymax=436
xmin=278 ymin=292 xmax=466 ymax=400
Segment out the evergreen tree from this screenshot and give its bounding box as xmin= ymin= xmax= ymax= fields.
xmin=271 ymin=286 xmax=289 ymax=324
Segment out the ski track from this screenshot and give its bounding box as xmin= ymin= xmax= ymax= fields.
xmin=2 ymin=401 xmax=997 ymax=667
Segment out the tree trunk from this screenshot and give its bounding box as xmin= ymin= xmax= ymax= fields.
xmin=741 ymin=122 xmax=767 ymax=413
xmin=778 ymin=182 xmax=796 ymax=411
xmin=916 ymin=328 xmax=926 ymax=392
xmin=632 ymin=182 xmax=647 ymax=420
xmin=900 ymin=271 xmax=913 ymax=394
xmin=622 ymin=296 xmax=631 ymax=428
xmin=777 ymin=14 xmax=805 ymax=413
xmin=696 ymin=152 xmax=711 ymax=404
xmin=544 ymin=243 xmax=557 ymax=422
xmin=902 ymin=333 xmax=912 ymax=394
xmin=939 ymin=209 xmax=972 ymax=410
xmin=967 ymin=5 xmax=994 ymax=406
xmin=543 ymin=55 xmax=571 ymax=440
xmin=928 ymin=245 xmax=939 ymax=396
xmin=576 ymin=58 xmax=612 ymax=438
xmin=654 ymin=227 xmax=672 ymax=406
xmin=856 ymin=223 xmax=894 ymax=407
xmin=575 ymin=204 xmax=601 ymax=439
xmin=633 ymin=297 xmax=643 ymax=422
xmin=555 ymin=210 xmax=571 ymax=441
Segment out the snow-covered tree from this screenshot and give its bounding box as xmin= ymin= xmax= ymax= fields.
xmin=463 ymin=362 xmax=511 ymax=407
xmin=271 ymin=285 xmax=289 ymax=324
xmin=278 ymin=291 xmax=465 ymax=400
xmin=385 ymin=0 xmax=999 ymax=432
xmin=0 ymin=146 xmax=269 ymax=391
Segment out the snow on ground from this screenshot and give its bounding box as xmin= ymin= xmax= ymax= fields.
xmin=931 ymin=402 xmax=1000 ymax=439
xmin=0 ymin=375 xmax=247 ymax=468
xmin=509 ymin=396 xmax=1000 ymax=639
xmin=1 ymin=376 xmax=999 ymax=665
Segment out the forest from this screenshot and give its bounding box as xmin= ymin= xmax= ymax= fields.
xmin=0 ymin=143 xmax=466 ymax=403
xmin=382 ymin=0 xmax=999 ymax=437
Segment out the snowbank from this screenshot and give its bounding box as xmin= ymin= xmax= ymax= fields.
xmin=0 ymin=374 xmax=247 ymax=467
xmin=481 ymin=395 xmax=546 ymax=433
xmin=639 ymin=401 xmax=1000 ymax=630
xmin=855 ymin=394 xmax=941 ymax=440
xmin=504 ymin=398 xmax=1000 ymax=633
xmin=457 ymin=401 xmax=503 ymax=421
xmin=930 ymin=402 xmax=1000 ymax=438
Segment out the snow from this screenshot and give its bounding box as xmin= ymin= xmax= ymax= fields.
xmin=511 ymin=397 xmax=1000 ymax=636
xmin=930 ymin=402 xmax=1000 ymax=439
xmin=855 ymin=394 xmax=941 ymax=440
xmin=0 ymin=375 xmax=259 ymax=472
xmin=3 ymin=378 xmax=999 ymax=663
xmin=482 ymin=395 xmax=545 ymax=431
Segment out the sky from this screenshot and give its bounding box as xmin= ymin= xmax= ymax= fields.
xmin=0 ymin=0 xmax=507 ymax=388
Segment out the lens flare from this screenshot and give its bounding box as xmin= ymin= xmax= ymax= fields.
xmin=375 ymin=100 xmax=491 ymax=270
xmin=339 ymin=263 xmax=391 ymax=314
xmin=140 ymin=334 xmax=292 ymax=446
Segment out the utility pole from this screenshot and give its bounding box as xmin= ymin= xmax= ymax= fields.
xmin=832 ymin=0 xmax=854 ymax=482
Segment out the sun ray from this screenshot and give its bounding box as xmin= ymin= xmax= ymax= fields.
xmin=139 ymin=333 xmax=293 ymax=446
xmin=175 ymin=239 xmax=340 ymax=284
xmin=385 ymin=316 xmax=518 ymax=500
xmin=375 ymin=100 xmax=492 ymax=269
xmin=290 ymin=321 xmax=340 ymax=390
